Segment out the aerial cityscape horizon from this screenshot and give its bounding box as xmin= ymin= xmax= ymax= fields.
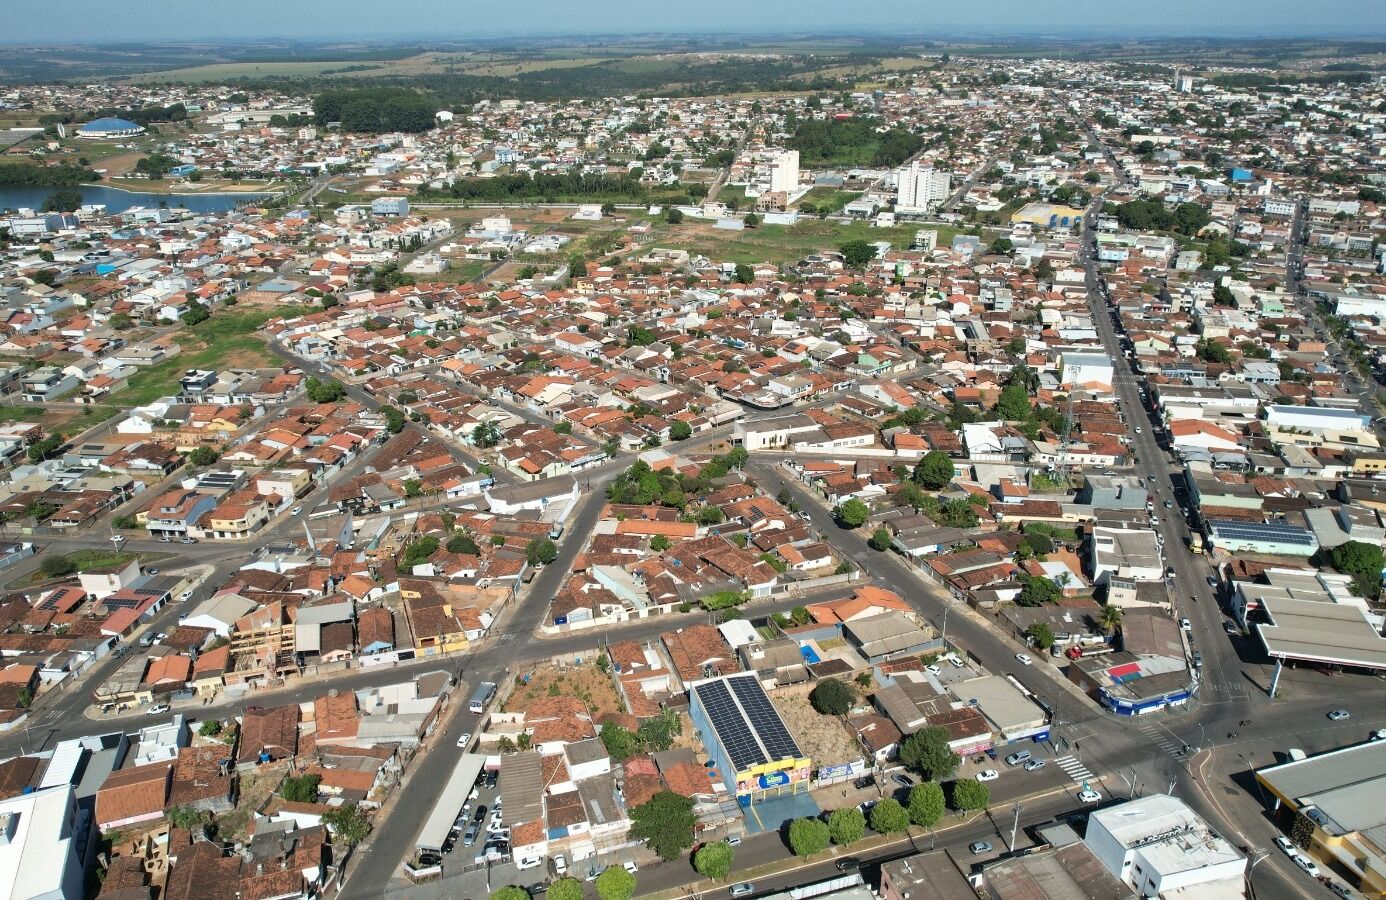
xmin=0 ymin=14 xmax=1383 ymax=900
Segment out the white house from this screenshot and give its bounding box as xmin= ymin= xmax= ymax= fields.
xmin=1085 ymin=795 xmax=1245 ymax=897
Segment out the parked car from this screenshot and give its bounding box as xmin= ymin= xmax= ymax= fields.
xmin=725 ymin=835 xmax=742 ymax=847
xmin=976 ymin=769 xmax=1000 ymax=782
xmin=969 ymin=841 xmax=993 ymax=855
xmin=1023 ymin=759 xmax=1046 ymax=772
xmin=892 ymin=773 xmax=914 ymax=787
xmin=1005 ymin=751 xmax=1032 ymax=767
xmin=146 ymin=567 xmax=160 ymax=575
xmin=1015 ymin=653 xmax=1033 ymax=666
xmin=1077 ymin=789 xmax=1102 ymax=803
xmin=1328 ymin=709 xmax=1351 ymax=721
xmin=623 ymin=861 xmax=638 ymax=874
xmin=517 ymin=857 xmax=543 ymax=871
xmin=730 ymin=884 xmax=754 ymax=898
xmin=1180 ymin=618 xmax=1191 ymax=632
xmin=147 ymin=703 xmax=170 ymax=715
xmin=553 ymin=854 xmax=568 ymax=876
xmin=925 ymin=664 xmax=941 ymax=675
xmin=1274 ymin=836 xmax=1297 ymax=856
xmin=463 ymin=824 xmax=479 ymax=846
xmin=835 ymin=858 xmax=860 ymax=872
xmin=1293 ymin=856 xmax=1321 ymax=877
xmin=456 ymin=732 xmax=472 ymax=748
xmin=290 ymin=506 xmax=303 ymax=516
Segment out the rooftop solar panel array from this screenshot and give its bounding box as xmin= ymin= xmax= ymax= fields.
xmin=694 ymin=674 xmax=802 ymax=773
xmin=1210 ymin=521 xmax=1316 ymax=546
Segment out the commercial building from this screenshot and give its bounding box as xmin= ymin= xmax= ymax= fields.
xmin=1256 ymin=740 xmax=1386 ymax=896
xmin=688 ymin=673 xmax=811 ymax=807
xmin=895 ymin=162 xmax=950 ymax=215
xmin=952 ymin=674 xmax=1050 ymax=744
xmin=0 ymin=784 xmax=92 ymax=900
xmin=1059 ymin=352 xmax=1115 ymax=391
xmin=979 ymin=821 xmax=1135 ymax=900
xmin=1085 ymin=794 xmax=1246 ymax=897
xmin=1206 ymin=520 xmax=1318 ymax=557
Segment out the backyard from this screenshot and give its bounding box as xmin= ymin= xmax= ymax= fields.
xmin=772 ymin=687 xmax=867 ymax=769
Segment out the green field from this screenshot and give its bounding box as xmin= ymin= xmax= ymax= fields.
xmin=670 ymin=218 xmax=963 ymax=267
xmin=109 ymin=309 xmax=279 ymax=407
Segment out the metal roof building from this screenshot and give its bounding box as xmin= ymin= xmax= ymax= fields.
xmin=415 ymin=753 xmax=486 ymax=852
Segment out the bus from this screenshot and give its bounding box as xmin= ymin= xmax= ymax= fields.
xmin=469 ymin=681 xmax=497 ymax=714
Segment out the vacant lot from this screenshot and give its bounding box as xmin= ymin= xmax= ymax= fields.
xmin=504 ymin=661 xmax=626 ymax=717
xmin=666 ymin=218 xmax=962 ymax=267
xmin=773 ymin=689 xmax=864 ymax=767
xmin=109 ymin=309 xmax=279 ymax=407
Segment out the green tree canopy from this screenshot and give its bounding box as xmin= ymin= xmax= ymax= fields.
xmin=1017 ymin=574 xmax=1061 ymax=607
xmin=994 ymin=383 xmax=1032 ymax=421
xmin=694 ymin=841 xmax=734 ymax=880
xmin=630 ymin=792 xmax=696 ymax=860
xmin=1332 ymin=540 xmax=1384 ymax=598
xmin=788 ymin=817 xmax=830 ymax=856
xmin=670 ymin=420 xmax=693 ymax=441
xmin=952 ymin=779 xmax=991 ymax=812
xmin=908 ymin=782 xmax=946 ymax=828
xmin=912 ymin=451 xmax=955 ymax=490
xmin=898 ymin=726 xmax=960 ymax=781
xmin=839 ymin=239 xmax=877 ymax=268
xmin=493 ymin=888 xmax=531 ymax=900
xmin=869 ymin=798 xmax=910 ymax=833
xmin=838 ymin=498 xmax=869 ymax=528
xmin=600 ymin=723 xmax=640 ymax=763
xmin=526 ymin=538 xmax=558 ymax=566
xmin=596 ymin=865 xmax=636 ymax=900
xmin=827 ymin=807 xmax=866 ymax=845
xmin=280 ymin=774 xmax=321 ymax=803
xmin=323 ymin=802 xmax=370 ymax=846
xmin=446 ymin=534 xmax=480 ymax=555
xmin=809 ymin=679 xmax=855 ymax=716
xmin=549 ymin=878 xmax=584 ymax=900
xmin=1025 ymin=622 xmax=1055 ymax=650
xmin=869 ymin=527 xmax=893 ymax=552
xmin=187 ymin=446 xmax=218 ymax=467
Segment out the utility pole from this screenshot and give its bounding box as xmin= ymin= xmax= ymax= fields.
xmin=1008 ymin=802 xmax=1024 ymax=853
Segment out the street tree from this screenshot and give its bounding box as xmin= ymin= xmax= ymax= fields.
xmin=838 ymin=498 xmax=869 ymax=528
xmin=899 ymin=726 xmax=959 ymax=781
xmin=788 ymin=817 xmax=830 ymax=856
xmin=827 ymin=807 xmax=866 ymax=846
xmin=694 ymin=841 xmax=734 ymax=880
xmin=869 ymin=798 xmax=910 ymax=834
xmin=630 ymin=792 xmax=696 ymax=860
xmin=596 ymin=865 xmax=636 ymax=900
xmin=908 ymin=782 xmax=945 ymax=828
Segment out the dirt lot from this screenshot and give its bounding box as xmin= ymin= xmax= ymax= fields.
xmin=504 ymin=661 xmax=627 ymax=717
xmin=216 ymin=767 xmax=284 ymax=842
xmin=772 ymin=688 xmax=866 ymax=768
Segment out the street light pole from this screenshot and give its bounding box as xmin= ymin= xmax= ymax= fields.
xmin=1008 ymin=802 xmax=1024 ymax=853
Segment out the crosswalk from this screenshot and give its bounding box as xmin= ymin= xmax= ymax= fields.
xmin=1054 ymin=755 xmax=1096 ymax=786
xmin=1138 ymin=723 xmax=1185 ymax=758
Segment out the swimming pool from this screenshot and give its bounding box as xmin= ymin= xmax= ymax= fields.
xmin=799 ymin=644 xmax=822 ymax=664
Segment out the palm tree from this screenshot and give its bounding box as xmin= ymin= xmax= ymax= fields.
xmin=1098 ymin=604 xmax=1124 ymax=637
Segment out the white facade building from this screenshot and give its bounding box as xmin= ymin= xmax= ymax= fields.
xmin=895 ymin=162 xmax=950 ymax=214
xmin=1059 ymin=352 xmax=1115 ymax=390
xmin=1085 ymin=795 xmax=1246 ymax=898
xmin=770 ymin=150 xmax=800 ymax=195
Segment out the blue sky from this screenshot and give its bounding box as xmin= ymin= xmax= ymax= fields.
xmin=11 ymin=0 xmax=1386 ymax=42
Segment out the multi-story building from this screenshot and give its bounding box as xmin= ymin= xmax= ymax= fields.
xmin=895 ymin=161 xmax=950 ymax=214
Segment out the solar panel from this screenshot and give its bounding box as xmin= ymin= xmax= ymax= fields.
xmin=1210 ymin=521 xmax=1316 ymax=546
xmin=696 ymin=679 xmax=765 ymax=771
xmin=727 ymin=674 xmax=802 ymax=761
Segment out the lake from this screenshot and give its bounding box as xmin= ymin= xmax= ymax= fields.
xmin=0 ymin=184 xmax=272 ymax=215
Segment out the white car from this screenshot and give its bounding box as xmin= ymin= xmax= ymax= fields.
xmin=1274 ymin=835 xmax=1297 ymax=856
xmin=516 ymin=857 xmax=543 ymax=871
xmin=1294 ymin=855 xmax=1321 ymax=877
xmin=1077 ymin=789 xmax=1102 ymax=803
xmin=925 ymin=664 xmax=941 ymax=676
xmin=1015 ymin=653 xmax=1033 ymax=666
xmin=148 ymin=703 xmax=170 ymax=715
xmin=290 ymin=506 xmax=303 ymax=516
xmin=455 ymin=732 xmax=472 ymax=748
xmin=623 ymin=861 xmax=639 ymax=874
xmin=975 ymin=769 xmax=1000 ymax=782
xmin=1179 ymin=618 xmax=1191 ymax=632
xmin=553 ymin=853 xmax=568 ymax=875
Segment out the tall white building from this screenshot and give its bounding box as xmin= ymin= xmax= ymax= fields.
xmin=895 ymin=162 xmax=950 ymax=214
xmin=770 ymin=150 xmax=799 ymax=195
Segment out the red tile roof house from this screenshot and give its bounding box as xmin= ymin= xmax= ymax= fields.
xmin=95 ymin=762 xmax=172 ymax=832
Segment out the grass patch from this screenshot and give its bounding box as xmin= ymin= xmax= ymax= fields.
xmin=670 ymin=218 xmax=964 ymax=267
xmin=63 ymin=550 xmax=146 ymax=571
xmin=0 ymin=407 xmax=46 ymax=423
xmin=451 ymin=260 xmax=488 ymax=284
xmin=795 ymin=187 xmax=861 ymax=212
xmin=109 ymin=309 xmax=278 ymax=407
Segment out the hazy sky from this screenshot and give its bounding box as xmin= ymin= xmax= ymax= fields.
xmin=11 ymin=0 xmax=1386 ymax=42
